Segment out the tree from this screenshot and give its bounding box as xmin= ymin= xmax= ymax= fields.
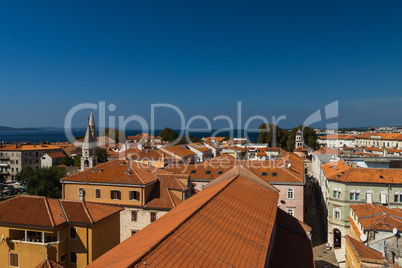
xmin=257 ymin=123 xmax=289 ymax=148
xmin=286 ymin=125 xmax=320 ymax=151
xmin=96 ymin=147 xmax=108 ymax=163
xmin=74 ymin=155 xmax=81 ymax=167
xmin=59 ymin=156 xmax=74 ymax=166
xmin=159 ymin=128 xmax=179 ymax=142
xmin=15 ymin=166 xmax=65 ymax=198
xmin=100 ymin=128 xmax=125 ymax=143
xmin=73 ymin=147 xmax=107 ymax=167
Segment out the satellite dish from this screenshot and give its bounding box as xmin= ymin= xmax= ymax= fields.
xmin=360 ymin=234 xmax=367 ymax=242
xmin=393 ymin=228 xmax=398 ymax=235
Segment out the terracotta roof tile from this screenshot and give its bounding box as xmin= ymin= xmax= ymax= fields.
xmin=35 ymin=259 xmax=65 ymax=268
xmin=0 ymin=196 xmax=122 ymax=227
xmin=323 ymin=160 xmax=402 ymax=184
xmin=187 ymin=143 xmax=211 ymax=152
xmin=0 ymin=144 xmax=62 ymax=151
xmin=160 ymin=145 xmax=195 ymax=158
xmin=88 ymin=174 xmax=279 ymax=268
xmin=46 ymin=152 xmax=67 ymax=159
xmin=61 ymin=159 xmax=158 ymax=185
xmin=346 ymin=235 xmax=384 ymax=264
xmin=351 ymin=204 xmax=402 ymax=231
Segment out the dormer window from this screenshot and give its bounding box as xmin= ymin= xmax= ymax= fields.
xmin=205 ymin=171 xmax=211 ymax=175
xmin=217 ymin=171 xmax=223 ymax=174
xmin=190 ymin=170 xmax=197 ymax=174
xmin=261 ymin=172 xmax=268 ymax=176
xmin=272 ymin=172 xmax=278 ymax=176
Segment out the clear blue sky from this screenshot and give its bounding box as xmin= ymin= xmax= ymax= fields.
xmin=1 ymin=0 xmax=402 ymax=129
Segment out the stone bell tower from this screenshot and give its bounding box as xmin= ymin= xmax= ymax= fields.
xmin=295 ymin=128 xmax=304 ymax=148
xmin=81 ymin=110 xmax=98 ymax=171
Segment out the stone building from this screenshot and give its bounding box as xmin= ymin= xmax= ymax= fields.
xmin=0 ymin=143 xmax=63 ymax=182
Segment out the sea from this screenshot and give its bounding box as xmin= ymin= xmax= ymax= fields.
xmin=0 ymin=129 xmax=261 ymax=144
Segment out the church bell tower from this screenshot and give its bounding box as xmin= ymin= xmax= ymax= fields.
xmin=81 ymin=110 xmax=98 ymax=171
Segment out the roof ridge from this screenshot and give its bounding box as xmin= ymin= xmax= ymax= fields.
xmin=43 ymin=197 xmax=56 ymax=227
xmin=282 ymin=167 xmax=303 ymax=182
xmin=59 ymin=200 xmax=69 ymax=222
xmin=128 ymin=160 xmax=145 ymax=184
xmin=167 ymin=189 xmax=176 ymax=208
xmin=81 ymin=201 xmax=94 ymax=224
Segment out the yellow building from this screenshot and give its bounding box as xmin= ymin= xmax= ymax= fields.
xmin=345 ymin=235 xmax=388 ymax=268
xmin=0 ymin=195 xmax=122 ymax=268
xmin=61 ymin=159 xmax=191 ymax=242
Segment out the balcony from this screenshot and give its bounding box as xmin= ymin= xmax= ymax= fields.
xmin=9 ymin=230 xmax=62 ymax=246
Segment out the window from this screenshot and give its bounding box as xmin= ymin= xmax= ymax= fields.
xmin=131 ymin=230 xmax=138 ymax=236
xmin=395 ymin=192 xmax=401 ymax=203
xmin=60 ymin=254 xmax=66 ymax=263
xmin=272 ymin=172 xmax=278 ymax=176
xmin=261 ymin=172 xmax=268 ymax=176
xmin=95 ymin=188 xmax=101 ymax=199
xmin=355 ymin=190 xmax=360 ymax=201
xmin=380 ymin=190 xmax=387 ymax=204
xmin=217 ymin=171 xmax=223 ymax=174
xmin=70 ymin=252 xmax=77 ymax=264
xmin=70 ymin=227 xmax=77 ymax=239
xmin=366 ymin=190 xmax=373 ymax=204
xmin=190 ymin=170 xmax=197 ymax=174
xmin=9 ymin=253 xmax=18 ymax=267
xmin=78 ymin=187 xmax=84 ymax=200
xmin=287 ymin=208 xmax=294 ymax=216
xmin=205 ymin=171 xmax=211 ymax=175
xmin=150 ymin=212 xmax=157 ymax=223
xmin=287 ymin=188 xmax=294 ymax=199
xmin=131 ymin=210 xmax=138 ymax=221
xmin=350 ymin=189 xmax=355 ymax=200
xmin=147 ymin=161 xmax=152 ymax=166
xmin=111 ymin=190 xmax=121 ymax=200
xmin=130 ymin=191 xmax=140 ymax=201
xmin=333 ymin=187 xmax=341 ymax=199
xmin=334 ymin=207 xmax=341 ymax=220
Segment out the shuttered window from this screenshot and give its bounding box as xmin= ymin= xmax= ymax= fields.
xmin=95 ymin=189 xmax=101 ymax=199
xmin=9 ymin=253 xmax=18 ymax=267
xmin=111 ymin=190 xmax=121 ymax=200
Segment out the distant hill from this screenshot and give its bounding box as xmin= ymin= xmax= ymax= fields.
xmin=0 ymin=126 xmax=41 ymax=131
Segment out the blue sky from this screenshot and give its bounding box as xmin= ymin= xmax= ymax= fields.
xmin=1 ymin=0 xmax=402 ymax=129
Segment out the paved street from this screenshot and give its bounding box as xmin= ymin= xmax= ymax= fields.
xmin=304 ymin=177 xmax=339 ymax=268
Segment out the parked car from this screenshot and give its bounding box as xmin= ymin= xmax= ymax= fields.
xmin=4 ymin=185 xmax=14 ymax=190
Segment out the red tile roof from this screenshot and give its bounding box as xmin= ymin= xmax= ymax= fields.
xmin=319 ymin=134 xmax=356 ymax=140
xmin=355 ymin=132 xmax=402 ymax=141
xmin=161 ymin=145 xmax=195 ymax=158
xmin=0 ymin=196 xmax=122 ymax=227
xmin=351 ymin=203 xmax=402 ymax=231
xmin=187 ymin=142 xmax=211 ymax=152
xmin=35 ymin=259 xmax=65 ymax=268
xmin=144 ymin=174 xmax=188 ymax=209
xmin=46 ymin=152 xmax=67 ymax=159
xmin=61 ymin=159 xmax=158 ymax=185
xmin=270 ymin=209 xmax=315 ymax=268
xmin=322 ymin=160 xmax=402 ymax=184
xmin=166 ymin=152 xmax=304 ymax=183
xmin=88 ymin=172 xmax=280 ymax=268
xmin=0 ymin=144 xmax=62 ymax=151
xmin=314 ymin=147 xmax=341 ymax=155
xmin=346 ymin=235 xmax=385 ymax=264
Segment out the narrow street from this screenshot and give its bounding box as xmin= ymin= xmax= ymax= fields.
xmin=304 ymin=177 xmax=339 ymax=268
